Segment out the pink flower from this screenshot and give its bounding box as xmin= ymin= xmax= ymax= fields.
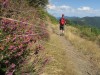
xmin=0 ymin=46 xmax=4 ymax=50
xmin=8 ymin=46 xmax=15 ymax=50
xmin=17 ymin=53 xmax=21 ymax=57
xmin=12 ymin=37 xmax=16 ymax=42
xmin=5 ymin=60 xmax=9 ymax=64
xmin=13 ymin=47 xmax=17 ymax=51
xmin=10 ymin=63 xmax=16 ymax=69
xmin=18 ymin=44 xmax=23 ymax=49
xmin=6 ymin=72 xmax=13 ymax=75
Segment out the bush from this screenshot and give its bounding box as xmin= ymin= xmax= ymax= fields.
xmin=0 ymin=17 xmax=49 ymax=74
xmin=26 ymin=0 xmax=48 ymax=8
xmin=69 ymin=24 xmax=100 ymax=41
xmin=47 ymin=14 xmax=58 ymax=24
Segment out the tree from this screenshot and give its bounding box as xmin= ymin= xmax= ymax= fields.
xmin=26 ymin=0 xmax=48 ymax=8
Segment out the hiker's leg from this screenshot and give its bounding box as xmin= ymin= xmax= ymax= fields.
xmin=62 ymin=26 xmax=64 ymax=35
xmin=60 ymin=25 xmax=62 ymax=35
xmin=61 ymin=30 xmax=64 ymax=36
xmin=62 ymin=30 xmax=64 ymax=34
xmin=60 ymin=30 xmax=62 ymax=34
xmin=62 ymin=30 xmax=63 ymax=34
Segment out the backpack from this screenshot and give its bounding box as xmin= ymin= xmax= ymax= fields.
xmin=60 ymin=18 xmax=65 ymax=25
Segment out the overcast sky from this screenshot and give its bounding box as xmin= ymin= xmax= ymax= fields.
xmin=47 ymin=0 xmax=100 ymax=17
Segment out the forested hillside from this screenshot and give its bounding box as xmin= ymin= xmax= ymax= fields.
xmin=65 ymin=16 xmax=100 ymax=28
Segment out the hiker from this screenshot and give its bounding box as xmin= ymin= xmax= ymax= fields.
xmin=59 ymin=14 xmax=66 ymax=36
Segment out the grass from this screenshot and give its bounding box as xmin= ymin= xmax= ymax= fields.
xmin=70 ymin=24 xmax=100 ymax=42
xmin=64 ymin=26 xmax=100 ymax=68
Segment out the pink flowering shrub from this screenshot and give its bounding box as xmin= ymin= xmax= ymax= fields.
xmin=0 ymin=17 xmax=49 ymax=75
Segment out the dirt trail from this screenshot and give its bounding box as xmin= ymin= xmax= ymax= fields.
xmin=59 ymin=35 xmax=98 ymax=75
xmin=42 ymin=25 xmax=99 ymax=75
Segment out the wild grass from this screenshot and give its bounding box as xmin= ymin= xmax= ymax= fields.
xmin=69 ymin=25 xmax=100 ymax=43
xmin=65 ymin=26 xmax=100 ymax=68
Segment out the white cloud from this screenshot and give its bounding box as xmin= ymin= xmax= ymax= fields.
xmin=47 ymin=4 xmax=73 ymax=12
xmin=77 ymin=6 xmax=100 ymax=15
xmin=78 ymin=6 xmax=91 ymax=11
xmin=47 ymin=4 xmax=100 ymax=17
xmin=47 ymin=4 xmax=56 ymax=10
xmin=59 ymin=5 xmax=71 ymax=9
xmin=77 ymin=6 xmax=95 ymax=13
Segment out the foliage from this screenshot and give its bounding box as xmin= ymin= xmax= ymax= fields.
xmin=0 ymin=13 xmax=49 ymax=75
xmin=36 ymin=8 xmax=58 ymax=24
xmin=0 ymin=0 xmax=51 ymax=74
xmin=66 ymin=19 xmax=74 ymax=25
xmin=69 ymin=24 xmax=100 ymax=41
xmin=36 ymin=8 xmax=47 ymax=20
xmin=26 ymin=0 xmax=48 ymax=8
xmin=47 ymin=14 xmax=58 ymax=24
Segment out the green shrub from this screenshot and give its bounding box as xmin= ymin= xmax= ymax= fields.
xmin=37 ymin=8 xmax=58 ymax=24
xmin=47 ymin=14 xmax=58 ymax=24
xmin=69 ymin=24 xmax=100 ymax=41
xmin=26 ymin=0 xmax=48 ymax=8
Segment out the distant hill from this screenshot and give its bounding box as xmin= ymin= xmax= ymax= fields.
xmin=57 ymin=16 xmax=100 ymax=28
